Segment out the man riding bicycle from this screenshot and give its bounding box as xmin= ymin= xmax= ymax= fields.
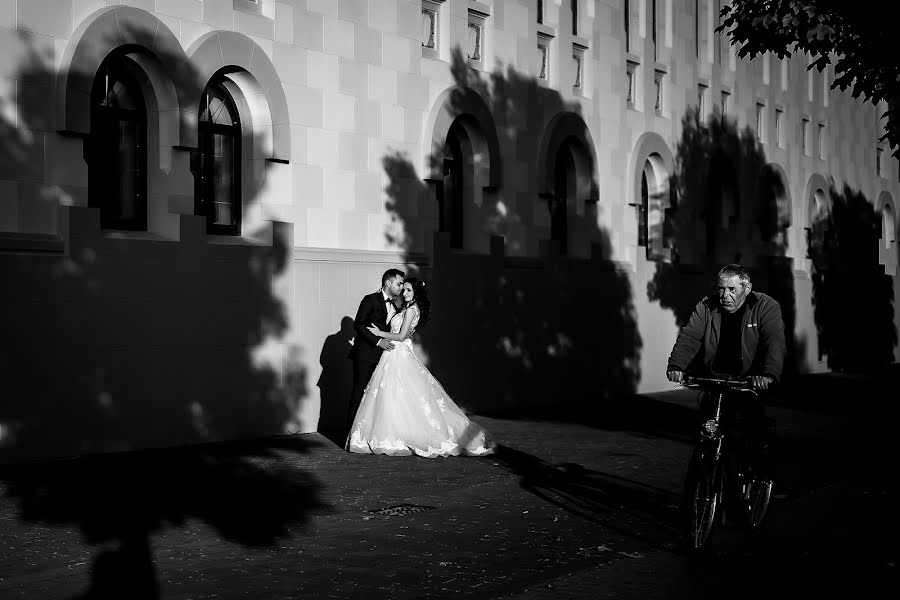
xmin=666 ymin=264 xmax=786 ymax=475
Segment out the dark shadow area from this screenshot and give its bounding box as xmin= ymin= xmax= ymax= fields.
xmin=382 ymin=48 xmax=641 ymax=420
xmin=0 ymin=435 xmax=329 ymax=599
xmin=602 ymin=391 xmax=701 ymax=445
xmin=808 ymin=185 xmax=898 ymax=372
xmin=648 ymin=107 xmax=801 ymax=379
xmin=493 ymin=445 xmax=680 ymax=549
xmin=0 ymin=20 xmax=319 ymax=598
xmin=316 ymin=316 xmax=355 ymax=446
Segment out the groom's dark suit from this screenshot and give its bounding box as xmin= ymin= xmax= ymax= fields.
xmin=347 ymin=290 xmax=393 ymax=433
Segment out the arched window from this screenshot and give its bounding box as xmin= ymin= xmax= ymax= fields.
xmin=89 ymin=54 xmax=147 ymax=230
xmin=884 ymin=205 xmax=897 ymax=250
xmin=197 ymin=78 xmax=241 ymax=235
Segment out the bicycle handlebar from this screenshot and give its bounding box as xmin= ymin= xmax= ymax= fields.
xmin=681 ymin=374 xmax=759 ymax=395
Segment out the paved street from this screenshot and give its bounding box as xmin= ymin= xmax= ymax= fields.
xmin=0 ymin=370 xmax=896 ymax=599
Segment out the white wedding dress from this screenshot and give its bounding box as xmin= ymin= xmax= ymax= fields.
xmin=347 ymin=305 xmax=497 ymax=457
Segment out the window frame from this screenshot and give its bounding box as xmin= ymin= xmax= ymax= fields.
xmin=537 ymin=40 xmax=550 ymax=82
xmin=697 ymin=82 xmax=708 ymax=116
xmin=818 ymin=123 xmax=826 ymax=160
xmin=422 ymin=0 xmax=442 ymax=59
xmin=626 ymin=60 xmax=639 ymax=110
xmin=653 ymin=69 xmax=665 ymax=116
xmin=755 ymin=102 xmax=766 ymax=143
xmin=802 ymin=117 xmax=811 ymax=156
xmin=573 ymin=48 xmax=585 ymax=93
xmin=775 ymin=107 xmax=785 ymax=148
xmin=467 ymin=5 xmax=489 ymax=67
xmin=196 ymin=78 xmax=243 ymax=237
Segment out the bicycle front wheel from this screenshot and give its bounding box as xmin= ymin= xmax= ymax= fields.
xmin=683 ymin=449 xmax=722 ymax=552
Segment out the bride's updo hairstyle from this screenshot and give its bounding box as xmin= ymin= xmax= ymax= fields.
xmin=405 ymin=277 xmax=431 ymax=327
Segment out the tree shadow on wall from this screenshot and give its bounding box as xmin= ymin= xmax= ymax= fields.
xmin=808 ymin=185 xmax=897 ymax=372
xmin=648 ymin=107 xmax=800 ymax=379
xmin=382 ymin=48 xmax=641 ymax=420
xmin=0 ymin=24 xmax=322 ymax=598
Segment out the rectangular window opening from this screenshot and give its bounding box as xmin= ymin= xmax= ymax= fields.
xmin=802 ymin=118 xmax=811 ymax=155
xmin=694 ymin=0 xmax=700 ymax=58
xmin=625 ymin=0 xmax=630 ymax=53
xmin=654 ymin=71 xmax=664 ymax=114
xmin=775 ymin=108 xmax=784 ymax=148
xmin=572 ymin=0 xmax=578 ymax=36
xmin=626 ymin=63 xmax=637 ymax=109
xmin=538 ymin=43 xmax=549 ymax=81
xmin=573 ymin=52 xmax=583 ymax=90
xmin=756 ymin=103 xmax=765 ymax=142
xmin=468 ymin=21 xmax=482 ymax=62
xmin=818 ymin=123 xmax=826 ymax=159
xmin=422 ymin=7 xmax=437 ymax=50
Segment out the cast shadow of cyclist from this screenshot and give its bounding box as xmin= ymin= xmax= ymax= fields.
xmin=493 ymin=445 xmax=682 ymax=549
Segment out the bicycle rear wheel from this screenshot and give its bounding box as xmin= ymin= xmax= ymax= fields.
xmin=737 ymin=437 xmax=774 ymax=530
xmin=683 ymin=449 xmax=722 ymax=552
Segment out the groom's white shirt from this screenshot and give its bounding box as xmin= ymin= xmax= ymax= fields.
xmin=381 ymin=289 xmax=395 ymax=324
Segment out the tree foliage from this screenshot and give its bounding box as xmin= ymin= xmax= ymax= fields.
xmin=720 ymin=0 xmax=900 ymax=154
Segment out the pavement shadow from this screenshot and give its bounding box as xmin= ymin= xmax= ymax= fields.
xmin=1 ymin=436 xmax=330 ymax=599
xmin=316 ymin=316 xmax=356 ymax=446
xmin=382 ymin=47 xmax=641 ymax=419
xmin=493 ymin=445 xmax=681 ymax=549
xmin=601 ymin=392 xmax=701 ymax=445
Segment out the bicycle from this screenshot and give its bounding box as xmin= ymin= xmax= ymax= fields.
xmin=679 ymin=374 xmax=774 ymax=553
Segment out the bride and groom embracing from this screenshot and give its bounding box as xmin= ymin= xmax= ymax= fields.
xmin=345 ymin=268 xmax=497 ymax=458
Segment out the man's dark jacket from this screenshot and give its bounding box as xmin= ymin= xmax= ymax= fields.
xmin=349 ymin=291 xmax=392 ymax=364
xmin=667 ymin=291 xmax=786 ymax=381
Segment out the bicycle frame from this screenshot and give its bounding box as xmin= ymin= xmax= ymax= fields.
xmin=685 ymin=375 xmax=758 ymax=447
xmin=680 ymin=375 xmax=768 ymax=552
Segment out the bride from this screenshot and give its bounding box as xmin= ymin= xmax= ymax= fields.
xmin=346 ymin=277 xmax=497 ymax=457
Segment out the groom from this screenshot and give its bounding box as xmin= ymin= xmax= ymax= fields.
xmin=346 ymin=268 xmax=405 ymax=437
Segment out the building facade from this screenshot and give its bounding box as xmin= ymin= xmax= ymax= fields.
xmin=1 ymin=0 xmax=898 ymax=461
